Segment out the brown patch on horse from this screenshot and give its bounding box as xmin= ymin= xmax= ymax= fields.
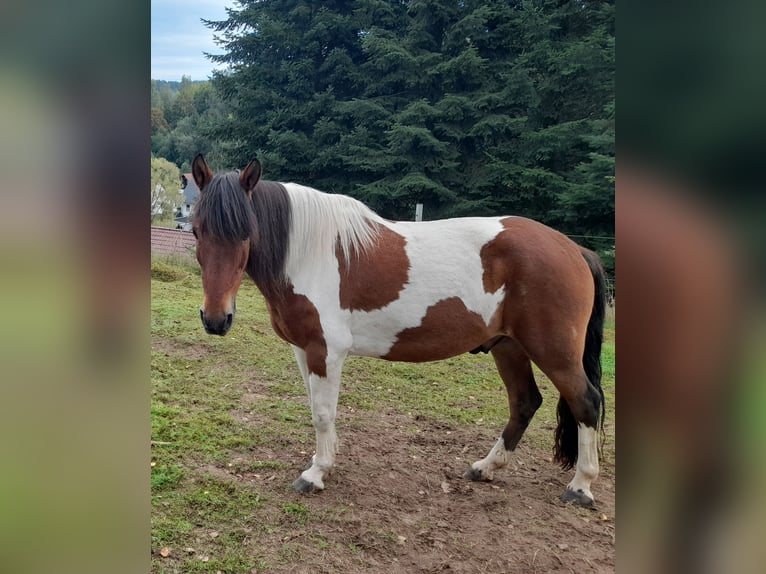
xmin=338 ymin=226 xmax=409 ymax=312
xmin=479 ymin=216 xmax=594 ymax=367
xmin=267 ymin=285 xmax=327 ymax=377
xmin=479 ymin=217 xmax=525 ymax=294
xmin=383 ymin=297 xmax=494 ymax=362
xmin=480 ymin=216 xmax=589 ymax=299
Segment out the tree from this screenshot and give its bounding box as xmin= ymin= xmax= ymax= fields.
xmin=203 ymin=0 xmax=615 ymax=275
xmin=151 ymin=156 xmax=181 ymax=224
xmin=151 ymin=78 xmax=235 ymax=170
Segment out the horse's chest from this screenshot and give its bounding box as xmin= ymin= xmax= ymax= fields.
xmin=267 ymin=290 xmax=325 ymax=350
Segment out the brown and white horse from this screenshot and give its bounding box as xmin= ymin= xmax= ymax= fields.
xmin=191 ymin=154 xmax=607 ymax=507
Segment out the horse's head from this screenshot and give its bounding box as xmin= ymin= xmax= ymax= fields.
xmin=191 ymin=154 xmax=261 ymax=336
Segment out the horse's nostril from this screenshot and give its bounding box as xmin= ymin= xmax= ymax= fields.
xmin=225 ymin=313 xmax=234 ymax=329
xmin=200 ymin=309 xmax=205 ymax=323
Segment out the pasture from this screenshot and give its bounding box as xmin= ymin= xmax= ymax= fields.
xmin=151 ymin=258 xmax=615 ymax=573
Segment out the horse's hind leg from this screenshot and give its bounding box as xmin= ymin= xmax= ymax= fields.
xmin=465 ymin=337 xmax=542 ymax=481
xmin=546 ymin=365 xmax=602 ymax=507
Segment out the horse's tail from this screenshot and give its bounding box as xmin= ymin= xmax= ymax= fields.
xmin=553 ymin=249 xmax=608 ymax=470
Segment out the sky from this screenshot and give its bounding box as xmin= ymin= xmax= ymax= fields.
xmin=151 ymin=0 xmax=234 ymax=81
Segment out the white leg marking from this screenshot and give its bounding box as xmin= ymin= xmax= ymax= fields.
xmin=298 ymin=355 xmax=345 ymax=490
xmin=471 ymin=437 xmax=511 ymax=480
xmin=567 ymin=423 xmax=599 ymax=502
xmin=292 ymin=345 xmax=311 ymax=397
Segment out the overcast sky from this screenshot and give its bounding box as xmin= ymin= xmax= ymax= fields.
xmin=151 ymin=0 xmax=234 ymax=81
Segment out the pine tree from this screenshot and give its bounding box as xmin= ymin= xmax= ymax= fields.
xmin=203 ymin=0 xmax=614 ymax=273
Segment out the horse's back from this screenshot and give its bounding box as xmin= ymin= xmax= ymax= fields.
xmin=386 ymin=215 xmax=590 ymax=293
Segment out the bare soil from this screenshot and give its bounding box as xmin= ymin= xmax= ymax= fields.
xmin=220 ymin=401 xmax=615 ymax=573
xmin=152 ymin=331 xmax=614 ymax=573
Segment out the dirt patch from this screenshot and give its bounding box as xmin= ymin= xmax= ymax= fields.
xmin=151 ymin=337 xmax=211 ymax=361
xmin=209 ymin=406 xmax=615 ymax=573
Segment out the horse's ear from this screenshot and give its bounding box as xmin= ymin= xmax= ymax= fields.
xmin=239 ymin=159 xmax=262 ymax=193
xmin=192 ymin=154 xmax=213 ymax=191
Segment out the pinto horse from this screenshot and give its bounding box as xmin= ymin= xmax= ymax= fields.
xmin=190 ymin=154 xmax=607 ymax=507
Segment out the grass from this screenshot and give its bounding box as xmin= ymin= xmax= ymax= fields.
xmin=282 ymin=502 xmax=310 ymax=525
xmin=150 ymin=257 xmax=615 ymax=572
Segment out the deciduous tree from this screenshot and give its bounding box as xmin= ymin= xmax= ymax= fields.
xmin=150 ymin=156 xmax=181 ymax=224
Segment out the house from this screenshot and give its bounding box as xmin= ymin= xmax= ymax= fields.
xmin=174 ymin=173 xmax=200 ymax=231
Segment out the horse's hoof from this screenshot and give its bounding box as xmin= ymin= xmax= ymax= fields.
xmin=560 ymin=488 xmax=594 ymax=508
xmin=463 ymin=467 xmax=490 ymax=482
xmin=292 ymin=476 xmax=321 ymax=494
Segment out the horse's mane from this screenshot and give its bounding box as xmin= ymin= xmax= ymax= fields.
xmin=283 ymin=183 xmax=384 ymax=277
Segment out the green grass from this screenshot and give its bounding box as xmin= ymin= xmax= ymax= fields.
xmin=150 ymin=258 xmax=615 ymax=572
xmin=151 ymin=464 xmax=184 ymax=491
xmin=282 ymin=502 xmax=310 ymax=525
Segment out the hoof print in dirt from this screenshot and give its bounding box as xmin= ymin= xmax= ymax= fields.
xmin=560 ymin=488 xmax=594 ymax=508
xmin=463 ymin=467 xmax=490 ymax=482
xmin=292 ymin=477 xmax=321 ymax=494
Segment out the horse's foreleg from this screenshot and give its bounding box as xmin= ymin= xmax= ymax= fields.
xmin=292 ymin=350 xmax=346 ymax=493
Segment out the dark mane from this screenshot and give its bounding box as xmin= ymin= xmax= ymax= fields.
xmin=247 ymin=180 xmax=291 ymax=296
xmin=193 ymin=172 xmax=292 ymax=296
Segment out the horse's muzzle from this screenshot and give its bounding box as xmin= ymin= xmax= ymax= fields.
xmin=200 ymin=308 xmax=234 ymax=336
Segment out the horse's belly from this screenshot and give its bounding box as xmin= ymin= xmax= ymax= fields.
xmin=348 ymin=295 xmax=501 ymax=362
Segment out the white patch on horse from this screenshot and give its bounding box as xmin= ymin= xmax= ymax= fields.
xmin=282 ymin=185 xmax=509 ymax=359
xmin=469 ymin=436 xmax=511 ymax=480
xmin=347 ymin=218 xmax=508 ymax=357
xmin=282 ymin=182 xmax=380 ymax=351
xmin=566 ymin=423 xmax=599 ymax=502
xmin=295 ymin=352 xmax=346 ymax=490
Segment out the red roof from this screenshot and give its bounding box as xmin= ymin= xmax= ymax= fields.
xmin=151 ymin=226 xmax=196 ymax=258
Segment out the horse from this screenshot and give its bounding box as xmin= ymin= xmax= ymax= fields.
xmin=190 ymin=154 xmax=607 ymax=507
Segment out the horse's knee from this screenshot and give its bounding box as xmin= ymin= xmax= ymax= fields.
xmin=312 ymin=410 xmax=334 ymax=432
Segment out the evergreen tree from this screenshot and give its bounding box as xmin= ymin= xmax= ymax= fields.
xmin=203 ymin=0 xmax=614 ymax=273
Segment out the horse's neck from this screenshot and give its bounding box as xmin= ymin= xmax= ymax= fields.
xmin=246 ymin=267 xmax=288 ymax=305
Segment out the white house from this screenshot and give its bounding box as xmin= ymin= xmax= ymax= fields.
xmin=174 ymin=173 xmax=200 ymax=231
